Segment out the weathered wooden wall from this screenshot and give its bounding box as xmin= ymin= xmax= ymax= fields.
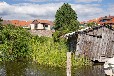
xmin=68 ymin=25 xmax=114 ymax=61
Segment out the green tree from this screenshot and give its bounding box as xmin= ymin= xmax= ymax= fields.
xmin=54 ymin=3 xmax=80 ymax=31
xmin=53 ymin=3 xmax=80 ymax=41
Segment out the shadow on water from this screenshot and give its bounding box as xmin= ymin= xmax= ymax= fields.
xmin=0 ymin=60 xmax=106 ymax=76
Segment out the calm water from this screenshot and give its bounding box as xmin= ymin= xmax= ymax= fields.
xmin=0 ymin=61 xmax=106 ymax=76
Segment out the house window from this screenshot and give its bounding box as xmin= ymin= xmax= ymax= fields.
xmin=35 ymin=24 xmax=37 ymax=29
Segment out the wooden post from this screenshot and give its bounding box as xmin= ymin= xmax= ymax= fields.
xmin=67 ymin=52 xmax=71 ymax=76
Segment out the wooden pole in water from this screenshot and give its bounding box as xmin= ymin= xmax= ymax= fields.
xmin=67 ymin=52 xmax=71 ymax=76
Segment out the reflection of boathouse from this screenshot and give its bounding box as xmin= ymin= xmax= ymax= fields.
xmin=66 ymin=25 xmax=114 ymax=62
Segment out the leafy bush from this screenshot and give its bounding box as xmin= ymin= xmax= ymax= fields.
xmin=30 ymin=36 xmax=90 ymax=67
xmin=0 ymin=24 xmax=32 ymax=61
xmin=30 ymin=36 xmax=68 ymax=67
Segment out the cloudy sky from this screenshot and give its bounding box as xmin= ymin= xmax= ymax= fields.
xmin=0 ymin=0 xmax=114 ymax=21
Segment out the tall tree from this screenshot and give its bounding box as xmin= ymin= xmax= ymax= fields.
xmin=54 ymin=3 xmax=80 ymax=32
xmin=53 ymin=3 xmax=80 ymax=41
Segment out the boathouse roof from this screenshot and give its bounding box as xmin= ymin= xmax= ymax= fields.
xmin=65 ymin=25 xmax=114 ymax=37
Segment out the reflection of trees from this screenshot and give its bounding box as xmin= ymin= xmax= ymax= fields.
xmin=25 ymin=62 xmax=66 ymax=76
xmin=72 ymin=65 xmax=105 ymax=76
xmin=0 ymin=61 xmax=66 ymax=76
xmin=4 ymin=61 xmax=27 ymax=76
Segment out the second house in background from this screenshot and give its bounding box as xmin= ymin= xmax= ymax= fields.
xmin=30 ymin=20 xmax=54 ymax=30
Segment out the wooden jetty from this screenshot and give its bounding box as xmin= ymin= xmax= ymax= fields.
xmin=65 ymin=25 xmax=114 ymax=62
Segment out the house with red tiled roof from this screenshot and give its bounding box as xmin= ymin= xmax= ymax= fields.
xmin=85 ymin=15 xmax=114 ymax=26
xmin=18 ymin=20 xmax=32 ymax=28
xmin=2 ymin=20 xmax=32 ymax=28
xmin=1 ymin=20 xmax=11 ymax=25
xmin=10 ymin=20 xmax=19 ymax=26
xmin=10 ymin=20 xmax=32 ymax=28
xmin=2 ymin=19 xmax=54 ymax=31
xmin=30 ymin=19 xmax=54 ymax=30
xmin=98 ymin=16 xmax=114 ymax=25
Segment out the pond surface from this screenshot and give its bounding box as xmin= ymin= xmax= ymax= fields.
xmin=0 ymin=61 xmax=106 ymax=76
xmin=72 ymin=63 xmax=106 ymax=76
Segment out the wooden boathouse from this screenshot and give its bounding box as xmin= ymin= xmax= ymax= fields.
xmin=65 ymin=25 xmax=114 ymax=62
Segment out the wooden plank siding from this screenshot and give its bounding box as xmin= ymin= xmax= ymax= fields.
xmin=67 ymin=25 xmax=114 ymax=62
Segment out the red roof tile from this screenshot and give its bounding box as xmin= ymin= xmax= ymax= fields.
xmin=8 ymin=20 xmax=32 ymax=27
xmin=11 ymin=20 xmax=19 ymax=26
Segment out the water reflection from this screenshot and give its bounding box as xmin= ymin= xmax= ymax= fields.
xmin=0 ymin=61 xmax=107 ymax=76
xmin=3 ymin=61 xmax=27 ymax=76
xmin=72 ymin=64 xmax=105 ymax=76
xmin=0 ymin=61 xmax=66 ymax=76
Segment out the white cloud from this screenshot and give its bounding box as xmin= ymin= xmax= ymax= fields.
xmin=108 ymin=5 xmax=114 ymax=16
xmin=0 ymin=2 xmax=62 ymax=20
xmin=0 ymin=2 xmax=110 ymax=21
xmin=72 ymin=4 xmax=107 ymax=21
xmin=14 ymin=0 xmax=70 ymax=2
xmin=76 ymin=0 xmax=102 ymax=3
xmin=24 ymin=0 xmax=48 ymax=2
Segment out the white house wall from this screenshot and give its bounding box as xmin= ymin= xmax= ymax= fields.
xmin=45 ymin=25 xmax=51 ymax=30
xmin=30 ymin=24 xmax=35 ymax=30
xmin=37 ymin=23 xmax=44 ymax=29
xmin=30 ymin=23 xmax=53 ymax=30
